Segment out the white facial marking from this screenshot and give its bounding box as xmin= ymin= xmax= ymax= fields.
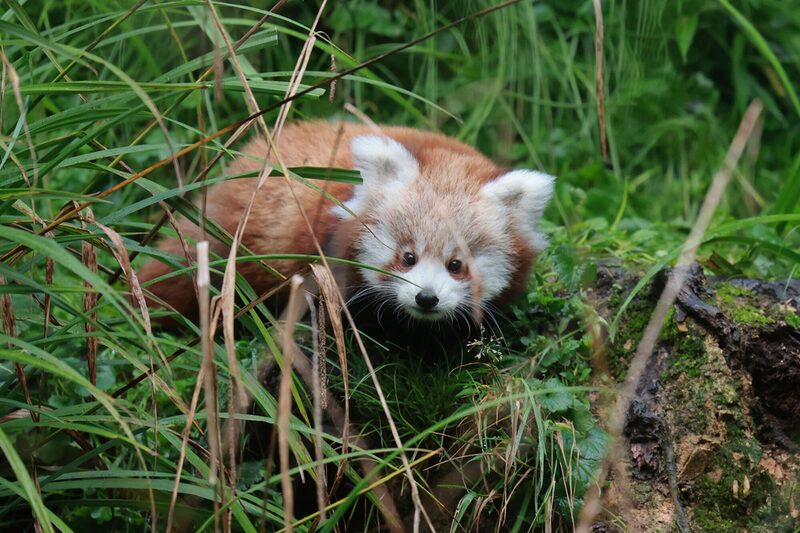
xmin=473 ymin=247 xmax=513 ymax=302
xmin=481 ymin=169 xmax=555 ymax=251
xmin=393 ymin=259 xmax=467 ymax=320
xmin=355 ymin=222 xmax=396 ymax=286
xmin=351 ymin=197 xmax=520 ymax=321
xmin=341 ymin=146 xmax=554 ymax=322
xmin=333 ymin=135 xmax=419 ymax=219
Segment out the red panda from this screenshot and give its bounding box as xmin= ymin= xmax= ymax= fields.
xmin=137 ymin=121 xmax=555 ymax=326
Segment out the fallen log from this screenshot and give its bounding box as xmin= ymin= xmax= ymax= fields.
xmin=592 ymin=264 xmax=800 ymax=532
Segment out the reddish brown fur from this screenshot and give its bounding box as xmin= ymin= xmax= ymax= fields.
xmin=137 ymin=121 xmax=536 ymax=320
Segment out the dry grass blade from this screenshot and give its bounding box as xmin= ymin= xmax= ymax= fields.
xmin=212 ymin=16 xmax=224 ymax=103
xmin=308 ymin=269 xmax=345 ymax=402
xmin=81 ymin=217 xmax=99 ymax=386
xmin=310 ymin=264 xmax=350 ymax=497
xmin=31 ymin=467 xmax=44 ymax=533
xmin=0 ymin=55 xmax=5 ymax=130
xmin=315 ymin=302 xmax=328 ymax=413
xmin=0 ymin=281 xmax=16 ymax=339
xmin=576 ymin=99 xmax=764 ymax=532
xmin=166 ymin=241 xmax=214 ymax=533
xmin=1 ymin=275 xmax=37 ymax=423
xmin=0 ymin=409 xmax=33 ymax=423
xmin=273 ymin=0 xmax=328 ymax=139
xmin=91 ymin=216 xmax=171 ymax=480
xmin=196 ymin=241 xmax=222 ymax=488
xmin=344 ymin=102 xmax=380 ymax=131
xmin=164 ymin=207 xmax=199 ymax=304
xmin=43 ymin=241 xmax=54 ymax=336
xmin=278 ymin=275 xmax=305 ymax=532
xmin=304 ymin=293 xmax=328 ymax=523
xmin=93 ymin=222 xmax=152 ymax=334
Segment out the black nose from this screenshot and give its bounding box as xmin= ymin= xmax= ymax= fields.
xmin=415 ymin=290 xmax=439 ymax=309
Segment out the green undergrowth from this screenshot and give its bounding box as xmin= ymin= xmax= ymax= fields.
xmin=265 ymin=252 xmax=605 ymax=530
xmin=1 ymin=0 xmax=800 ymax=531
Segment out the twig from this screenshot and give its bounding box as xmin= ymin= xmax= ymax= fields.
xmin=278 ymin=276 xmax=305 ymax=532
xmin=592 ymin=0 xmax=608 ymax=163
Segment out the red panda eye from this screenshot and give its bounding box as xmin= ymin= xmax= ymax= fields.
xmin=447 ymin=259 xmax=462 ymax=273
xmin=402 ymin=252 xmax=416 ymax=266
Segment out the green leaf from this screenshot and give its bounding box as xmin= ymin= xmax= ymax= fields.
xmin=577 ymin=427 xmax=607 ymax=461
xmin=538 ymin=379 xmax=574 ymax=413
xmin=718 ymin=0 xmax=800 ymax=117
xmin=0 ymin=427 xmax=56 ymax=533
xmin=0 ymin=188 xmax=107 ymax=202
xmin=0 ymin=477 xmax=73 ymax=532
xmin=676 ymin=14 xmax=699 ymax=62
xmin=290 ymin=166 xmax=363 ymax=184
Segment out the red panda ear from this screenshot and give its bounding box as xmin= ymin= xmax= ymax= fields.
xmin=481 ymin=170 xmax=555 ymax=251
xmin=334 ymin=135 xmax=420 ymax=218
xmin=351 ymin=135 xmax=419 ymax=187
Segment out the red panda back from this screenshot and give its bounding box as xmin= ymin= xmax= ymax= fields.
xmin=137 ymin=121 xmax=548 ymax=324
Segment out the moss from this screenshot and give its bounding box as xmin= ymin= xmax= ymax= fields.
xmin=690 ymin=422 xmax=795 ymax=532
xmin=663 ymin=320 xmax=707 ymax=381
xmin=715 ymin=283 xmax=800 ymax=328
xmin=662 ymin=325 xmax=740 ymax=437
xmin=714 ymin=284 xmax=773 ymax=326
xmin=658 ymin=329 xmax=799 ymax=531
xmin=785 ymin=308 xmax=800 ymax=328
xmin=610 ymin=295 xmax=653 ymax=379
xmin=691 ymin=507 xmax=739 ymax=532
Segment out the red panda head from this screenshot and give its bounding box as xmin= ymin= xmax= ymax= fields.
xmin=334 ymin=134 xmax=555 ymax=322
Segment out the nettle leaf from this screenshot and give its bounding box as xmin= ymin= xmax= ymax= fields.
xmin=538 ymin=378 xmax=574 ymax=413
xmin=569 ymin=404 xmax=596 ymax=434
xmin=577 ymin=427 xmax=607 ymax=461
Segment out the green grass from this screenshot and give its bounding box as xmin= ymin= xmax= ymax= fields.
xmin=1 ymin=0 xmax=799 ymax=531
